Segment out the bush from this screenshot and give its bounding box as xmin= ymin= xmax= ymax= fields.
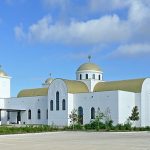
xmin=84 ymin=124 xmax=92 ymax=130
xmin=105 ymin=120 xmax=113 ymax=130
xmin=74 ymin=124 xmax=83 ymax=130
xmin=124 ymin=123 xmax=132 ymax=130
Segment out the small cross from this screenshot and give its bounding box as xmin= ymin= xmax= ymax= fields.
xmin=49 ymin=73 xmax=51 ymax=78
xmin=88 ymin=55 xmax=91 ymax=62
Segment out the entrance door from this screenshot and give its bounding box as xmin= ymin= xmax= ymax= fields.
xmin=17 ymin=111 xmax=21 ymax=124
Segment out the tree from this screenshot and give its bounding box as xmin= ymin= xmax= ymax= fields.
xmin=129 ymin=106 xmax=139 ymax=122
xmin=95 ymin=107 xmax=105 ymax=130
xmin=69 ymin=109 xmax=78 ymax=130
xmin=104 ymin=107 xmax=113 ymax=128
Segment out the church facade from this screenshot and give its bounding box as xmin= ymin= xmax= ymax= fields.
xmin=0 ymin=63 xmax=150 ymax=127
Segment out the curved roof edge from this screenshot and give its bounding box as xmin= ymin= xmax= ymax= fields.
xmin=94 ymin=78 xmax=146 ymax=93
xmin=17 ymin=88 xmax=48 ymax=98
xmin=62 ymin=79 xmax=89 ymax=94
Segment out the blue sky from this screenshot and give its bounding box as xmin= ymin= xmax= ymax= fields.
xmin=0 ymin=0 xmax=150 ymax=96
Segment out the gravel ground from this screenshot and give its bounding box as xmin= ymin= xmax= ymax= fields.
xmin=0 ymin=131 xmax=150 ymax=150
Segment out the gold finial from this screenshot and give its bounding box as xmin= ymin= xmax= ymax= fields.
xmin=88 ymin=55 xmax=91 ymax=62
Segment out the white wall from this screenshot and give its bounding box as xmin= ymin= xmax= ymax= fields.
xmin=0 ymin=76 xmax=11 ymax=98
xmin=141 ymin=78 xmax=150 ymax=126
xmin=81 ymin=79 xmax=103 ymax=92
xmin=48 ymin=79 xmax=69 ymax=126
xmin=1 ymin=96 xmax=48 ymax=125
xmin=74 ymin=91 xmax=119 ymax=125
xmin=135 ymin=93 xmax=141 ymax=127
xmin=67 ymin=93 xmax=74 ymax=125
xmin=118 ymin=91 xmax=136 ymax=125
xmin=76 ymin=70 xmax=103 ymax=81
xmin=0 ymin=98 xmax=6 ymax=124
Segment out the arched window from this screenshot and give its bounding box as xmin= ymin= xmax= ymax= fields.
xmin=62 ymin=99 xmax=66 ymax=110
xmin=37 ymin=109 xmax=41 ymax=119
xmin=86 ymin=74 xmax=88 ymax=79
xmin=50 ymin=100 xmax=53 ymax=111
xmin=78 ymin=106 xmax=83 ymax=124
xmin=80 ymin=74 xmax=82 ymax=80
xmin=99 ymin=75 xmax=101 ymax=80
xmin=7 ymin=111 xmax=10 ymax=121
xmin=91 ymin=107 xmax=95 ymax=119
xmin=0 ymin=111 xmax=1 ymax=121
xmin=46 ymin=109 xmax=48 ymax=119
xmin=92 ymin=74 xmax=95 ymax=79
xmin=56 ymin=91 xmax=59 ymax=110
xmin=28 ymin=109 xmax=31 ymax=120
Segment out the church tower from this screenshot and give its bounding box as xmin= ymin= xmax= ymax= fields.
xmin=76 ymin=57 xmax=103 ymax=92
xmin=0 ymin=66 xmax=11 ymax=98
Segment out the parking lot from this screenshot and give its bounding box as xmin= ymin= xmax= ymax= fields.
xmin=0 ymin=131 xmax=150 ymax=150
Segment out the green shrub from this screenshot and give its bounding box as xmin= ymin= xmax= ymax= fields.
xmin=84 ymin=124 xmax=92 ymax=130
xmin=74 ymin=124 xmax=83 ymax=130
xmin=124 ymin=123 xmax=132 ymax=130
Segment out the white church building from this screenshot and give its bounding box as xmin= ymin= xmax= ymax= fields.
xmin=0 ymin=62 xmax=150 ymax=127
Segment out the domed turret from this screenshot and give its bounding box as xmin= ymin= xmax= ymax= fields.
xmin=42 ymin=76 xmax=54 ymax=88
xmin=76 ymin=58 xmax=103 ymax=81
xmin=45 ymin=78 xmax=53 ymax=84
xmin=0 ymin=65 xmax=8 ymax=77
xmin=77 ymin=63 xmax=101 ymax=72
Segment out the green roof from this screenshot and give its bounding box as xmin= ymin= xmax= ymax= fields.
xmin=63 ymin=79 xmax=89 ymax=93
xmin=17 ymin=88 xmax=48 ymax=98
xmin=17 ymin=79 xmax=89 ymax=97
xmin=94 ymin=78 xmax=146 ymax=93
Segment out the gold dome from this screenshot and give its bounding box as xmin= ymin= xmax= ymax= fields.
xmin=0 ymin=68 xmax=8 ymax=77
xmin=45 ymin=78 xmax=53 ymax=84
xmin=77 ymin=63 xmax=101 ymax=72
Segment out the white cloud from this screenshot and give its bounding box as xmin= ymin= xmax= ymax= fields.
xmin=15 ymin=0 xmax=150 ymax=57
xmin=88 ymin=0 xmax=130 ymax=12
xmin=14 ymin=14 xmax=130 ymax=45
xmin=14 ymin=24 xmax=25 ymax=40
xmin=111 ymin=44 xmax=150 ymax=57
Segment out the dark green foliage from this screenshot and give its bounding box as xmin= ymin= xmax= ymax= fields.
xmin=0 ymin=123 xmax=150 ymax=134
xmin=129 ymin=106 xmax=140 ymax=121
xmin=84 ymin=124 xmax=92 ymax=130
xmin=63 ymin=124 xmax=83 ymax=131
xmin=0 ymin=125 xmax=59 ymax=135
xmin=105 ymin=120 xmax=113 ymax=130
xmin=123 ymin=123 xmax=132 ymax=130
xmin=84 ymin=120 xmax=110 ymax=131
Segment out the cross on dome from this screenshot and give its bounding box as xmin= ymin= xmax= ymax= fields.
xmin=88 ymin=55 xmax=91 ymax=62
